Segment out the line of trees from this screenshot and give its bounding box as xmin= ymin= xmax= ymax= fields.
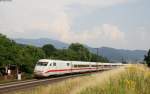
xmin=0 ymin=33 xmax=108 ymax=75
xmin=42 ymin=43 xmax=108 ymax=62
xmin=144 ymin=49 xmax=150 ymax=67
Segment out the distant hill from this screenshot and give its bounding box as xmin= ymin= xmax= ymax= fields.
xmin=14 ymin=38 xmax=69 ymax=49
xmin=13 ymin=38 xmax=147 ymax=62
xmin=88 ymin=47 xmax=147 ymax=62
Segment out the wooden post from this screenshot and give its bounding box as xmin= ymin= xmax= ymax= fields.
xmin=4 ymin=66 xmax=8 ymax=80
xmin=16 ymin=65 xmax=21 ymax=80
xmin=18 ymin=73 xmax=21 ymax=80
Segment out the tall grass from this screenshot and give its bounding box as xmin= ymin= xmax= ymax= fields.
xmin=12 ymin=65 xmax=150 ymax=94
xmin=78 ymin=65 xmax=150 ymax=94
xmin=14 ymin=75 xmax=94 ymax=94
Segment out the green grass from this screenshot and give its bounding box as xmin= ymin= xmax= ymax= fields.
xmin=0 ymin=73 xmax=33 ymax=84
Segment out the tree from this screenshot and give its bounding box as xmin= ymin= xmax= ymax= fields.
xmin=69 ymin=43 xmax=91 ymax=61
xmin=54 ymin=49 xmax=78 ymax=61
xmin=0 ymin=34 xmax=17 ymax=72
xmin=20 ymin=45 xmax=46 ymax=73
xmin=90 ymin=53 xmax=108 ymax=62
xmin=42 ymin=44 xmax=57 ymax=57
xmin=144 ymin=49 xmax=150 ymax=67
xmin=0 ymin=33 xmax=46 ymax=74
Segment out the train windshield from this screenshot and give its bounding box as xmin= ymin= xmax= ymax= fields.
xmin=36 ymin=62 xmax=48 ymax=66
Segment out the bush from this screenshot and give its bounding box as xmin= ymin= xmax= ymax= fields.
xmin=144 ymin=49 xmax=150 ymax=67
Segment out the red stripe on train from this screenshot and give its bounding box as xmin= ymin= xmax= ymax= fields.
xmin=45 ymin=68 xmax=97 ymax=73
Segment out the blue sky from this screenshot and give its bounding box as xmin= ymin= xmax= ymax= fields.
xmin=71 ymin=0 xmax=150 ymax=32
xmin=0 ymin=0 xmax=150 ymax=50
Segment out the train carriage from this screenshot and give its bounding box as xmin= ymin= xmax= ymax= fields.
xmin=34 ymin=59 xmax=122 ymax=77
xmin=34 ymin=59 xmax=72 ymax=77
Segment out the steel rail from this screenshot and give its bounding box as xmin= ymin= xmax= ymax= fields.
xmin=0 ymin=69 xmax=112 ymax=94
xmin=0 ymin=73 xmax=97 ymax=94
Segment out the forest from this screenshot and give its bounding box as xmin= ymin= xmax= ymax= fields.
xmin=0 ymin=33 xmax=108 ymax=75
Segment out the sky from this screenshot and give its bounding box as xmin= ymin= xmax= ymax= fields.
xmin=0 ymin=0 xmax=150 ymax=50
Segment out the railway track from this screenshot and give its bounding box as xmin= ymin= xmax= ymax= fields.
xmin=0 ymin=70 xmax=106 ymax=94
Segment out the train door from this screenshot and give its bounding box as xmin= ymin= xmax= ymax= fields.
xmin=58 ymin=61 xmax=64 ymax=75
xmin=53 ymin=61 xmax=57 ymax=69
xmin=49 ymin=61 xmax=57 ymax=75
xmin=70 ymin=61 xmax=73 ymax=73
xmin=66 ymin=62 xmax=71 ymax=73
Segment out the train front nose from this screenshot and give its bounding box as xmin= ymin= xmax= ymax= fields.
xmin=34 ymin=66 xmax=46 ymax=77
xmin=34 ymin=61 xmax=49 ymax=77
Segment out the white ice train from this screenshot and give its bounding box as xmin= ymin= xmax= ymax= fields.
xmin=34 ymin=59 xmax=122 ymax=77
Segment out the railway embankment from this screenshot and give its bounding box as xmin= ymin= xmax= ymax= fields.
xmin=0 ymin=70 xmax=106 ymax=94
xmin=5 ymin=66 xmax=125 ymax=94
xmin=3 ymin=64 xmax=150 ymax=94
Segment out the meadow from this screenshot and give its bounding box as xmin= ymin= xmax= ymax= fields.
xmin=13 ymin=65 xmax=150 ymax=94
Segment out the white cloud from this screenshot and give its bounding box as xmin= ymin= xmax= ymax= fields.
xmin=0 ymin=0 xmax=133 ymax=29
xmin=0 ymin=0 xmax=136 ymax=34
xmin=49 ymin=23 xmax=126 ymax=49
xmin=1 ymin=0 xmax=148 ymax=50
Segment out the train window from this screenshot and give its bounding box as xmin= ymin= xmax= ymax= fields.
xmin=74 ymin=65 xmax=78 ymax=67
xmin=37 ymin=62 xmax=48 ymax=66
xmin=74 ymin=65 xmax=89 ymax=67
xmin=91 ymin=65 xmax=97 ymax=67
xmin=53 ymin=62 xmax=56 ymax=66
xmin=49 ymin=63 xmax=52 ymax=66
xmin=67 ymin=63 xmax=70 ymax=66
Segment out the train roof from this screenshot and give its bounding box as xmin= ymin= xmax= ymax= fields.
xmin=38 ymin=59 xmax=122 ymax=65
